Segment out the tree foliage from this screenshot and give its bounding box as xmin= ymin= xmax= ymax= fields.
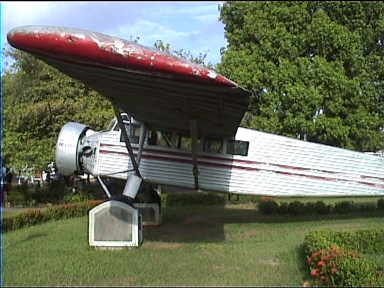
xmin=3 ymin=48 xmax=114 ymax=170
xmin=218 ymin=1 xmax=384 ymax=151
xmin=154 ymin=40 xmax=215 ymax=69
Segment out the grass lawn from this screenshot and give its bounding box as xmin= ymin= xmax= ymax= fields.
xmin=3 ymin=203 xmax=384 ymax=286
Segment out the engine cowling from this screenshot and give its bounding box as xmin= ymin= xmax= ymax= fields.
xmin=55 ymin=122 xmax=94 ymax=176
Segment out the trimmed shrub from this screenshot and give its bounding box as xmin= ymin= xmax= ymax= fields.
xmin=258 ymin=200 xmax=279 ymax=214
xmin=3 ymin=200 xmax=103 ymax=232
xmin=333 ymin=252 xmax=381 ymax=287
xmin=165 ymin=192 xmax=225 ymax=206
xmin=287 ymin=201 xmax=306 ymax=215
xmin=303 ymin=229 xmax=384 ymax=255
xmin=303 ymin=229 xmax=384 ymax=287
xmin=314 ymin=201 xmax=331 ymax=215
xmin=307 ymin=246 xmax=380 ymax=287
xmin=333 ymin=201 xmax=354 ymax=214
xmin=277 ymin=202 xmax=289 ymax=214
xmin=304 ymin=202 xmax=316 ymax=215
xmin=356 ymin=202 xmax=377 ymax=213
xmin=378 ymin=198 xmax=384 ymax=210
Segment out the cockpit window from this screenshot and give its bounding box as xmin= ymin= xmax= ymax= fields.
xmin=107 ymin=119 xmax=117 ymax=131
xmin=119 ymin=124 xmax=140 ymax=144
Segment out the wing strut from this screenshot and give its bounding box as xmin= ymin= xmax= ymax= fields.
xmin=112 ymin=105 xmax=146 ymax=201
xmin=113 ymin=106 xmax=141 ymax=178
xmin=137 ymin=124 xmax=148 ymax=166
xmin=190 ymin=119 xmax=199 ymax=190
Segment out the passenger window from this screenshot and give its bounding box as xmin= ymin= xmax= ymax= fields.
xmin=120 ymin=124 xmax=140 ymax=144
xmin=180 ymin=136 xmax=192 ymax=151
xmin=148 ymin=130 xmax=158 ymax=145
xmin=227 ymin=140 xmax=249 ymax=156
xmin=203 ymin=138 xmax=223 ymax=153
xmin=157 ymin=131 xmax=178 ymax=148
xmin=129 ymin=125 xmax=140 ymax=144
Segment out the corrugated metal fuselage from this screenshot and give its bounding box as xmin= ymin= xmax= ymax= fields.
xmin=82 ymin=127 xmax=384 ymax=197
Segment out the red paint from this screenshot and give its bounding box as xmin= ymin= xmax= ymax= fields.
xmin=7 ymin=26 xmax=236 ymax=87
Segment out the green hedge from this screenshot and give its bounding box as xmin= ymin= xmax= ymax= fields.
xmin=303 ymin=229 xmax=384 ymax=286
xmin=259 ymin=199 xmax=384 ymax=216
xmin=164 ymin=191 xmax=226 ymax=206
xmin=3 ymin=200 xmax=103 ymax=232
xmin=6 ymin=181 xmax=103 ymax=207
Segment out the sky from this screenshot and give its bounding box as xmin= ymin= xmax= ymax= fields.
xmin=1 ymin=1 xmax=227 ymax=65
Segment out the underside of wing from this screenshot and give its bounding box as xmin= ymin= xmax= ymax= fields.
xmin=7 ymin=25 xmax=250 ymax=137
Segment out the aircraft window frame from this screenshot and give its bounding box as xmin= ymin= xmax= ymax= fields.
xmin=119 ymin=123 xmax=141 ymax=144
xmin=203 ymin=138 xmax=223 ymax=154
xmin=226 ymin=140 xmax=249 ymax=156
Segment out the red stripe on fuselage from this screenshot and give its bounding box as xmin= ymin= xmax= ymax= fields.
xmin=99 ymin=143 xmax=384 ymax=183
xmin=98 ymin=148 xmax=384 ymax=189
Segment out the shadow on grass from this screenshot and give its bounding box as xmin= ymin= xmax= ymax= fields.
xmin=11 ymin=232 xmax=49 ymax=246
xmin=143 ymin=205 xmax=384 ymax=243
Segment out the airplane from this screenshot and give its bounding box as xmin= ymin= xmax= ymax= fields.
xmin=7 ymin=25 xmax=384 ymax=247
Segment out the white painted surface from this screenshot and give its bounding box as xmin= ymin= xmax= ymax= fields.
xmin=84 ymin=127 xmax=384 ymax=197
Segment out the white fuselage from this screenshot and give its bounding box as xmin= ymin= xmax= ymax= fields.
xmin=81 ymin=124 xmax=384 ymax=197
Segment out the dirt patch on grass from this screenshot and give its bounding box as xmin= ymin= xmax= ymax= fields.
xmin=210 ymin=265 xmax=225 ymax=271
xmin=182 ymin=215 xmax=208 ymax=225
xmin=243 ymin=229 xmax=258 ymax=237
xmin=144 ymin=241 xmax=184 ymax=249
xmin=258 ymin=259 xmax=280 ymax=266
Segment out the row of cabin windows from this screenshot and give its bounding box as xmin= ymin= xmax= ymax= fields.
xmin=113 ymin=120 xmax=249 ymax=156
xmin=150 ymin=131 xmax=249 ymax=156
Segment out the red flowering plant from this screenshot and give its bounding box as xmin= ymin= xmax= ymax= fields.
xmin=306 ymin=246 xmax=356 ymax=286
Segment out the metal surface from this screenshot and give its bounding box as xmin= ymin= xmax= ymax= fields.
xmin=97 ymin=176 xmax=111 ymax=199
xmin=7 ymin=25 xmax=250 ymax=137
xmin=84 ymin=126 xmax=384 ymax=197
xmin=55 ymin=122 xmax=89 ymax=176
xmin=89 ymin=200 xmax=142 ymax=247
xmin=122 ymin=174 xmax=143 ymax=199
xmin=114 ymin=107 xmax=141 ymax=177
xmin=190 ymin=120 xmax=199 ymax=189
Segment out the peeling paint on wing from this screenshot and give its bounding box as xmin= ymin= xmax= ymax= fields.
xmin=113 ymin=40 xmax=125 ymax=54
xmin=89 ymin=34 xmax=104 ymax=49
xmin=73 ymin=33 xmax=86 ymax=40
xmin=7 ymin=25 xmax=243 ymax=88
xmin=192 ymin=69 xmax=201 ymax=76
xmin=208 ymin=70 xmax=218 ymax=79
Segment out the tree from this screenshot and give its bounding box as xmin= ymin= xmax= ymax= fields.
xmin=3 ymin=48 xmax=114 ymax=170
xmin=218 ymin=2 xmax=384 ymax=151
xmin=154 ymin=40 xmax=215 ymax=69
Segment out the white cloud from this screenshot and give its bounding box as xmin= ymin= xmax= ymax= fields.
xmin=2 ymin=2 xmax=226 ymax=64
xmin=193 ymin=14 xmax=219 ymax=23
xmin=4 ymin=2 xmax=62 ymax=28
xmin=107 ymin=20 xmax=199 ymax=48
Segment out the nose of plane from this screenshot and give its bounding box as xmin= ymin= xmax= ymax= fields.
xmin=55 ymin=121 xmax=91 ymax=176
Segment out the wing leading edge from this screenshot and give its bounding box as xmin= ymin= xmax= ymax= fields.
xmin=7 ymin=25 xmax=250 ymax=137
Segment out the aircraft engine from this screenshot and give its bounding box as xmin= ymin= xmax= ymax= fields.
xmin=55 ymin=122 xmax=95 ymax=176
